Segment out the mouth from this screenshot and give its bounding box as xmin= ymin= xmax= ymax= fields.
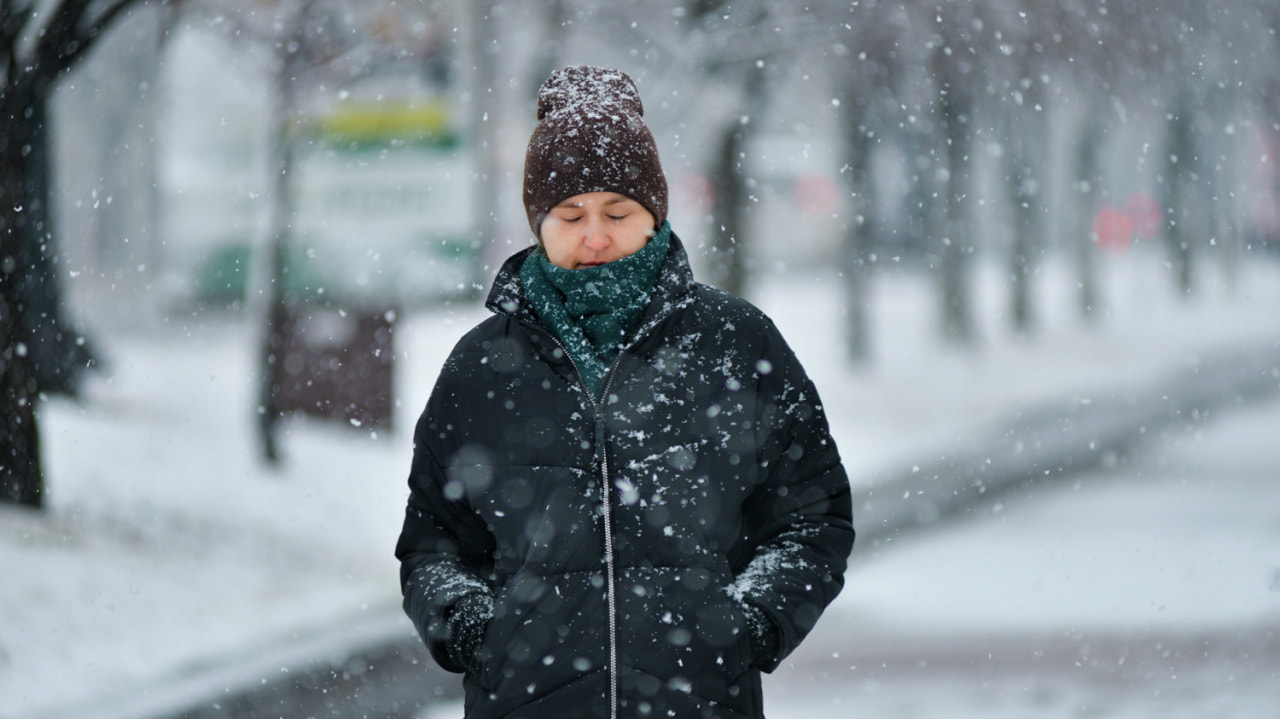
xmin=577 ymin=261 xmax=605 ymax=268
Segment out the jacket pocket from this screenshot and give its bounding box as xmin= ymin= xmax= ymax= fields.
xmin=476 ymin=575 xmax=536 ymax=692
xmin=477 ymin=571 xmax=608 ymax=695
xmin=616 ymin=566 xmax=754 ymax=691
xmin=475 ymin=584 xmax=513 ymax=692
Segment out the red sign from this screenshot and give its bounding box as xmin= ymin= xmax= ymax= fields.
xmin=1094 ymin=203 xmax=1134 ymax=253
xmin=1093 ymin=193 xmax=1164 ymax=254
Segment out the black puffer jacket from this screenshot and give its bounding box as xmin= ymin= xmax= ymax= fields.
xmin=396 ymin=234 xmax=854 ymax=719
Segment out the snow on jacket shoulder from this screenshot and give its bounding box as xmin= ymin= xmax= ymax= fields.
xmin=396 ymin=234 xmax=855 ymax=719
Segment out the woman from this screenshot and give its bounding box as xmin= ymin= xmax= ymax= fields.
xmin=396 ymin=65 xmax=854 ymax=719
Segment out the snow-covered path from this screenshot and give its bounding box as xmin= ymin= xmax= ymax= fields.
xmin=762 ymin=396 xmax=1280 ymax=718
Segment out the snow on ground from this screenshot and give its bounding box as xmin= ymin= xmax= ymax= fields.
xmin=832 ymin=400 xmax=1280 ymax=638
xmin=2 ymin=245 xmax=1279 ymax=719
xmin=759 ymin=396 xmax=1280 ymax=718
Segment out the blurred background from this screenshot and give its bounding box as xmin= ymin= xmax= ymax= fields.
xmin=2 ymin=1 xmax=1279 ymax=717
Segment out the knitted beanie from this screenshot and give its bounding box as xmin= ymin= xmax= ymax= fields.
xmin=522 ymin=66 xmax=668 ymax=238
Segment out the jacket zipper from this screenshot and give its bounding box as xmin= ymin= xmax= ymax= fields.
xmin=525 ymin=324 xmax=627 ymax=719
xmin=595 ymin=365 xmax=623 ymax=719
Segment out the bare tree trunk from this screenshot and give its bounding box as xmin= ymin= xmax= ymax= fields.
xmin=1074 ymin=113 xmax=1104 ymax=321
xmin=1161 ymin=97 xmax=1197 ymax=299
xmin=2 ymin=63 xmax=107 ymax=508
xmin=841 ymin=100 xmax=875 ymax=363
xmin=469 ymin=0 xmax=502 ymax=270
xmin=1 ymin=97 xmax=45 ymax=507
xmin=900 ymin=120 xmax=934 ymax=262
xmin=0 ymin=309 xmax=42 ymax=507
xmin=707 ymin=117 xmax=748 ymax=294
xmin=1008 ymin=170 xmax=1037 ymax=333
xmin=1005 ymin=69 xmax=1048 ymax=336
xmin=935 ymin=56 xmax=976 ymax=345
xmin=1207 ymin=87 xmax=1242 ymax=294
xmin=1196 ymin=125 xmax=1232 ymax=294
xmin=1215 ymin=135 xmax=1240 ymax=294
xmin=707 ymin=61 xmax=767 ymax=297
xmin=0 ymin=0 xmax=178 ymax=506
xmin=255 ymin=47 xmax=301 ymax=465
xmin=10 ymin=86 xmax=95 ymax=395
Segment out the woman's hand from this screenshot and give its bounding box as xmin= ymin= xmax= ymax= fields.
xmin=446 ymin=593 xmax=494 ymax=675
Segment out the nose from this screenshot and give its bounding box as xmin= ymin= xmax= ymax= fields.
xmin=583 ymin=215 xmax=610 ymax=249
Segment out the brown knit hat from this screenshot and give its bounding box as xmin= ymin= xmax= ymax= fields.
xmin=522 ymin=66 xmax=668 ymax=238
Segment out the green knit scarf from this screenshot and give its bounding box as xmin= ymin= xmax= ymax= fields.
xmin=520 ymin=221 xmax=672 ymax=398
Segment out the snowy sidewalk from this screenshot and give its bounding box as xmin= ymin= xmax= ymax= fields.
xmin=3 ymin=248 xmax=1280 ymax=719
xmin=849 ymin=337 xmax=1280 ymax=545
xmin=762 ymin=394 xmax=1280 ymax=718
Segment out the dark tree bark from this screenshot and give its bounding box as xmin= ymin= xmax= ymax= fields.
xmin=933 ymin=46 xmax=976 ymax=345
xmin=1073 ymin=112 xmax=1105 ymax=321
xmin=1003 ymin=59 xmax=1048 ymax=336
xmin=11 ymin=89 xmax=96 ymax=393
xmin=469 ymin=0 xmax=501 ymax=293
xmin=1 ymin=0 xmax=141 ymax=509
xmin=835 ymin=14 xmax=903 ymax=364
xmin=681 ymin=0 xmax=776 ymax=299
xmin=256 ymin=15 xmax=306 ymax=465
xmin=1161 ymin=94 xmax=1199 ymax=299
xmin=840 ymin=91 xmax=876 ymax=363
xmin=705 ymin=60 xmax=767 ymax=297
xmin=1 ymin=134 xmax=44 ymax=506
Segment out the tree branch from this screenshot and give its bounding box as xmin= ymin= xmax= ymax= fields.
xmin=1 ymin=0 xmax=36 ymax=86
xmin=59 ymin=0 xmax=141 ymax=69
xmin=29 ymin=0 xmax=86 ymax=85
xmin=29 ymin=0 xmax=143 ymax=86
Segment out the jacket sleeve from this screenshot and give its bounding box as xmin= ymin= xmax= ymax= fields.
xmin=395 ymin=408 xmax=497 ymax=674
xmin=729 ymin=318 xmax=855 ymax=672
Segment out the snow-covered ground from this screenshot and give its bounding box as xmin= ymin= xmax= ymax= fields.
xmin=763 ymin=395 xmax=1280 ymax=718
xmin=3 ymin=244 xmax=1279 ymax=719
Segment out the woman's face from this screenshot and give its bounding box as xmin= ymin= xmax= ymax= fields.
xmin=540 ymin=192 xmax=655 ymax=269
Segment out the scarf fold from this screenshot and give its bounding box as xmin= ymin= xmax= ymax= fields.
xmin=520 ymin=221 xmax=672 ymax=397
